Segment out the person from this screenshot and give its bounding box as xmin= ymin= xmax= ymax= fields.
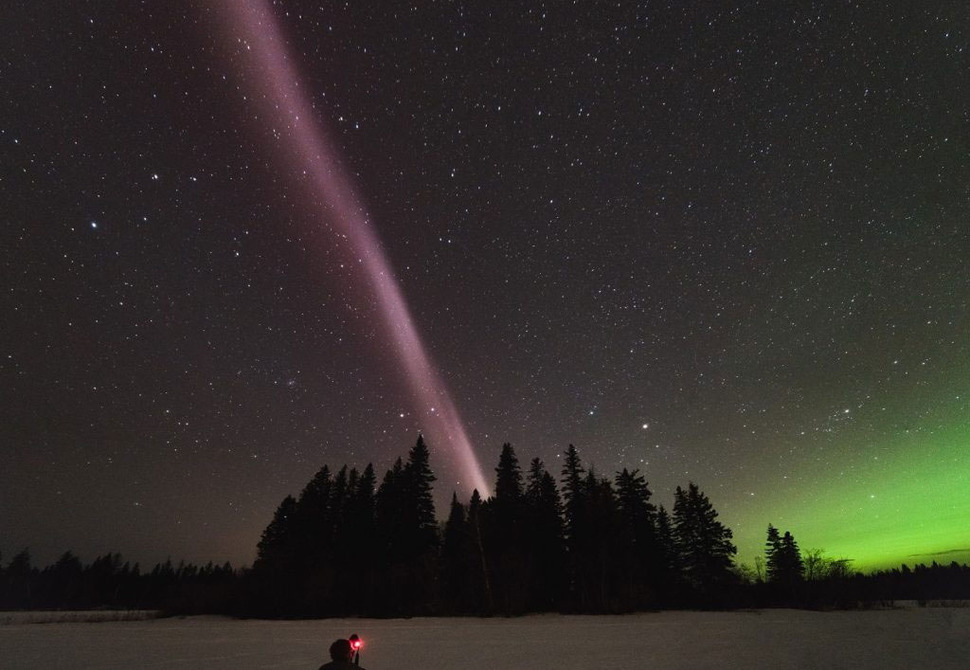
xmin=318 ymin=638 xmax=365 ymax=670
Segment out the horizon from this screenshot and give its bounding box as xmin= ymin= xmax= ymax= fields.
xmin=5 ymin=436 xmax=967 ymax=574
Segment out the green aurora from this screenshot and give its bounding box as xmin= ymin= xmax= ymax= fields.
xmin=729 ymin=400 xmax=970 ymax=572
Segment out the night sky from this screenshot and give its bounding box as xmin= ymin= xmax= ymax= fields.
xmin=3 ymin=1 xmax=969 ymax=572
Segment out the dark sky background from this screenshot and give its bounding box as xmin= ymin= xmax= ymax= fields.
xmin=2 ymin=1 xmax=968 ymax=571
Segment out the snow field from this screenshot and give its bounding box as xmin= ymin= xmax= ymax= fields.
xmin=1 ymin=609 xmax=968 ymax=669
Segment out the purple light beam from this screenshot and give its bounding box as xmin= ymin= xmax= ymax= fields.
xmin=217 ymin=0 xmax=490 ymax=497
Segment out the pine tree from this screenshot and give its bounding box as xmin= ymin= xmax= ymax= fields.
xmin=467 ymin=489 xmax=493 ymax=612
xmin=330 ymin=465 xmax=350 ymax=530
xmin=582 ymin=469 xmax=622 ymax=611
xmin=494 ymin=442 xmax=524 ymax=503
xmin=615 ymin=468 xmax=657 ymax=550
xmin=614 ymin=468 xmax=659 ymax=607
xmin=346 ymin=463 xmax=377 ymax=611
xmin=672 ymin=482 xmax=737 ymax=596
xmin=779 ymin=531 xmax=804 ymax=583
xmin=374 ymin=436 xmax=440 ymax=615
xmin=560 ymin=444 xmax=586 ymax=538
xmin=765 ymin=525 xmax=804 ymax=587
xmin=325 ymin=465 xmax=376 ymax=614
xmin=655 ymin=505 xmax=677 ymax=571
xmin=765 ymin=524 xmax=782 ymax=582
xmin=488 ymin=443 xmax=529 ymax=613
xmin=559 ymin=445 xmax=589 ymax=608
xmin=255 ymin=495 xmax=298 ymax=572
xmin=291 ymin=464 xmax=338 ymax=614
xmin=295 ymin=464 xmax=334 ymax=575
xmin=47 ymin=551 xmax=84 ymax=609
xmin=5 ymin=549 xmax=34 ymax=608
xmin=376 ymin=457 xmax=406 ymax=556
xmin=404 ymin=435 xmax=438 ymax=553
xmin=441 ymin=492 xmax=471 ymax=612
xmin=524 ymin=458 xmax=567 ymax=611
xmin=374 ymin=457 xmax=406 ymax=614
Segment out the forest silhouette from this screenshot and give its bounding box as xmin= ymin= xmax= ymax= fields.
xmin=3 ymin=436 xmax=968 ymax=615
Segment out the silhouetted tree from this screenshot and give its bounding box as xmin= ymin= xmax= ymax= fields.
xmin=560 ymin=444 xmax=587 ymax=608
xmin=339 ymin=463 xmax=377 ymax=612
xmin=778 ymin=532 xmax=804 ymax=583
xmin=374 ymin=436 xmax=439 ymax=615
xmin=653 ymin=504 xmax=680 ymax=603
xmin=441 ymin=492 xmax=474 ymax=613
xmin=291 ymin=464 xmax=337 ymax=613
xmin=672 ymin=482 xmax=737 ymax=598
xmin=404 ymin=435 xmax=438 ymax=555
xmin=581 ymin=469 xmax=623 ymax=611
xmin=524 ymin=458 xmax=566 ymax=611
xmin=765 ymin=524 xmax=781 ymax=582
xmin=764 ymin=524 xmax=804 ymax=604
xmin=487 ymin=443 xmax=529 ymax=613
xmin=42 ymin=551 xmax=83 ymax=608
xmin=467 ymin=489 xmax=493 ymax=612
xmin=376 ymin=457 xmax=406 ymax=549
xmin=255 ymin=495 xmax=298 ymax=570
xmin=615 ymin=468 xmax=659 ymax=608
xmin=560 ymin=444 xmax=586 ymax=538
xmin=5 ymin=549 xmax=35 ymax=608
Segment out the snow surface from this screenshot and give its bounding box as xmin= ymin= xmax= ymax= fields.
xmin=2 ymin=609 xmax=968 ymax=669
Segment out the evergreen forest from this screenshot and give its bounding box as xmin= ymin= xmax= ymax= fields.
xmin=3 ymin=437 xmax=968 ymax=616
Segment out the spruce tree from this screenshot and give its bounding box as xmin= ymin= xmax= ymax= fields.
xmin=581 ymin=469 xmax=622 ymax=611
xmin=672 ymin=482 xmax=737 ymax=596
xmin=765 ymin=524 xmax=781 ymax=582
xmin=374 ymin=457 xmax=406 ymax=614
xmin=376 ymin=457 xmax=406 ymax=556
xmin=781 ymin=532 xmax=803 ymax=576
xmin=655 ymin=505 xmax=676 ymax=571
xmin=765 ymin=525 xmax=804 ymax=587
xmin=374 ymin=435 xmax=440 ymax=615
xmin=525 ymin=458 xmax=567 ymax=611
xmin=489 ymin=443 xmax=529 ymax=613
xmin=293 ymin=464 xmax=338 ymax=614
xmin=5 ymin=549 xmax=34 ymax=609
xmin=295 ymin=464 xmax=334 ymax=577
xmin=255 ymin=495 xmax=298 ymax=573
xmin=560 ymin=444 xmax=588 ymax=608
xmin=404 ymin=435 xmax=438 ymax=553
xmin=560 ymin=444 xmax=586 ymax=536
xmin=441 ymin=492 xmax=472 ymax=612
xmin=777 ymin=531 xmax=804 ymax=584
xmin=467 ymin=489 xmax=493 ymax=612
xmin=494 ymin=442 xmax=524 ymax=503
xmin=615 ymin=468 xmax=659 ymax=607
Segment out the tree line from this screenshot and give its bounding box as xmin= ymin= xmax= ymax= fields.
xmin=3 ymin=436 xmax=968 ymax=614
xmin=248 ymin=437 xmax=740 ymax=615
xmin=0 ymin=550 xmax=235 ymax=612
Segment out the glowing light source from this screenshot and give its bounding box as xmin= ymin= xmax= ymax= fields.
xmin=216 ymin=0 xmax=490 ymax=497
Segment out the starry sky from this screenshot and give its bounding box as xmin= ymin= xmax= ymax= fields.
xmin=2 ymin=1 xmax=969 ymax=572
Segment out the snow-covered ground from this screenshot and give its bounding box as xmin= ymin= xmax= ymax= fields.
xmin=2 ymin=608 xmax=968 ymax=669
xmin=0 ymin=610 xmax=161 ymax=625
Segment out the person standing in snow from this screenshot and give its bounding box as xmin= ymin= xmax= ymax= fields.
xmin=319 ymin=638 xmax=365 ymax=670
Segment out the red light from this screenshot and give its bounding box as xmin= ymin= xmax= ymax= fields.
xmin=351 ymin=639 xmax=362 ymax=650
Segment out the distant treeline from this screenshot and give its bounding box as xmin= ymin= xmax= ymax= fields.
xmin=0 ymin=551 xmax=235 ymax=612
xmin=3 ymin=437 xmax=969 ymax=615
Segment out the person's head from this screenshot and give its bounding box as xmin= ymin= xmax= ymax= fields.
xmin=329 ymin=638 xmax=353 ymax=662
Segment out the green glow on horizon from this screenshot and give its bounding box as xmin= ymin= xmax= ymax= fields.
xmin=730 ymin=414 xmax=970 ymax=572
